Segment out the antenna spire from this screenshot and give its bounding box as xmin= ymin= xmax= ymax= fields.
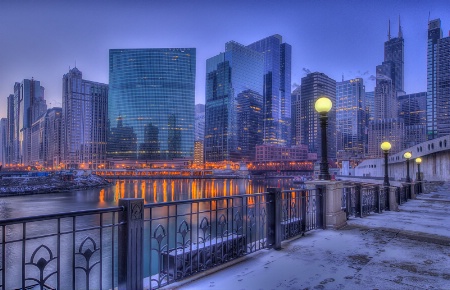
xmin=398 ymin=15 xmax=403 ymax=38
xmin=388 ymin=19 xmax=391 ymax=40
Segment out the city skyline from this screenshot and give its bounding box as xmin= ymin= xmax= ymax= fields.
xmin=1 ymin=0 xmax=449 ymax=119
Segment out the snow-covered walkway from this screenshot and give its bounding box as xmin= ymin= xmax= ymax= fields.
xmin=161 ymin=185 xmax=450 ymax=290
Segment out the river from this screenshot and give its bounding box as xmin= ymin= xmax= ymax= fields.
xmin=0 ymin=177 xmax=297 ymax=220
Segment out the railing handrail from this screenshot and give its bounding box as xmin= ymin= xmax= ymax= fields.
xmin=0 ymin=206 xmax=124 ymax=226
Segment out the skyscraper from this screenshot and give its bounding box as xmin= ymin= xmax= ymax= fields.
xmin=427 ymin=19 xmax=443 ymax=140
xmin=195 ymin=104 xmax=205 ymax=142
xmin=62 ymin=68 xmax=108 ymax=169
xmin=0 ymin=118 xmax=6 ymax=166
xmin=108 ymin=48 xmax=196 ymax=163
xmin=247 ymin=35 xmax=292 ymax=146
xmin=336 ymin=78 xmax=366 ymax=159
xmin=434 ymin=21 xmax=450 ymax=138
xmin=369 ymin=20 xmax=405 ymax=157
xmin=291 ymin=86 xmax=301 ymax=145
xmin=205 ymin=41 xmax=264 ymax=162
xmin=398 ymin=92 xmax=427 ymax=147
xmin=299 ymin=72 xmax=336 ymax=159
xmin=12 ymin=79 xmax=46 ymax=165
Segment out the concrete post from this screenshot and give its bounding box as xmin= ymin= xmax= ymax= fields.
xmin=388 ymin=187 xmax=399 ymax=211
xmin=118 ymin=198 xmax=144 ymax=290
xmin=307 ymin=181 xmax=347 ymax=229
xmin=267 ymin=188 xmax=282 ymax=250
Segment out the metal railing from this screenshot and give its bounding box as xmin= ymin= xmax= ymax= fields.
xmin=0 ymin=188 xmax=322 ymax=290
xmin=342 ymin=183 xmax=392 ymax=218
xmin=0 ymin=207 xmax=124 ymax=290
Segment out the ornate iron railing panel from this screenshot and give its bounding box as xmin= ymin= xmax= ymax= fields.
xmin=0 ymin=207 xmax=123 ymax=290
xmin=143 ymin=193 xmax=269 ymax=289
xmin=280 ymin=189 xmax=320 ymax=240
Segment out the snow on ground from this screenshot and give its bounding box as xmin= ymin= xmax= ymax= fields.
xmin=163 ymin=184 xmax=450 ymax=290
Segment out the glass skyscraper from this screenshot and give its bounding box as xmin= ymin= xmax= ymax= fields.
xmin=336 ymin=78 xmax=366 ymax=158
xmin=247 ymin=35 xmax=292 ymax=146
xmin=205 ymin=41 xmax=264 ymax=162
xmin=299 ymin=72 xmax=336 ymax=159
xmin=427 ymin=19 xmax=442 ymax=140
xmin=108 ymin=48 xmax=196 ymax=162
xmin=427 ymin=19 xmax=450 ymax=139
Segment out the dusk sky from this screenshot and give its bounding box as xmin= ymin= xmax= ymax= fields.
xmin=1 ymin=0 xmax=449 ymax=119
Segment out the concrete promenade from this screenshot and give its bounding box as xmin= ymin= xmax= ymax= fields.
xmin=162 ymin=183 xmax=450 ymax=290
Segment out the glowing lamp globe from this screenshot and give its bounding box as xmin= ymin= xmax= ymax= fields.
xmin=403 ymin=151 xmax=412 ymax=159
xmin=380 ymin=141 xmax=391 ymax=151
xmin=315 ymin=97 xmax=332 ymax=113
xmin=416 ymin=157 xmax=422 ymax=164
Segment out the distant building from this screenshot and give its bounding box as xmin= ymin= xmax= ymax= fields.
xmin=369 ymin=19 xmax=405 ymax=157
xmin=12 ymin=79 xmax=47 ymax=165
xmin=398 ymin=92 xmax=427 ymax=147
xmin=6 ymin=94 xmax=14 ymax=165
xmin=108 ymin=48 xmax=196 ymax=164
xmin=247 ymin=35 xmax=292 ymax=146
xmin=195 ymin=104 xmax=205 ymax=141
xmin=299 ymin=72 xmax=337 ymax=159
xmin=62 ymin=67 xmax=108 ymax=169
xmin=193 ymin=141 xmax=204 ymax=166
xmin=0 ymin=118 xmax=6 ymax=166
xmin=255 ymin=144 xmax=311 ymax=162
xmin=426 ymin=19 xmax=450 ymax=140
xmin=291 ymin=86 xmax=301 ymax=145
xmin=336 ymin=78 xmax=366 ymax=159
xmin=436 ymin=36 xmax=450 ymax=137
xmin=365 ymin=91 xmax=375 ymax=122
xmin=205 ymin=41 xmax=264 ymax=162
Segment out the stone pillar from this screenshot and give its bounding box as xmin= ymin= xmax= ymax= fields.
xmin=388 ymin=187 xmax=399 ymax=211
xmin=306 ymin=181 xmax=347 ymax=229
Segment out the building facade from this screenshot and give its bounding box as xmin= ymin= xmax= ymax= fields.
xmin=336 ymin=78 xmax=366 ymax=159
xmin=427 ymin=19 xmax=443 ymax=140
xmin=291 ymin=86 xmax=301 ymax=146
xmin=62 ymin=68 xmax=108 ymax=169
xmin=205 ymin=41 xmax=264 ymax=162
xmin=108 ymin=48 xmax=195 ymax=164
xmin=11 ymin=79 xmax=47 ymax=165
xmin=0 ymin=118 xmax=6 ymax=166
xmin=195 ymin=104 xmax=205 ymax=141
xmin=247 ymin=35 xmax=292 ymax=146
xmin=436 ymin=29 xmax=450 ymax=137
xmin=399 ymin=92 xmax=427 ymax=147
xmin=369 ymin=20 xmax=405 ymax=157
xmin=299 ymin=72 xmax=337 ymax=159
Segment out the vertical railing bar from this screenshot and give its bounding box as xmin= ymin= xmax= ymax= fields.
xmin=195 ymin=202 xmax=199 ymax=273
xmin=166 ymin=204 xmax=170 ymax=284
xmin=57 ymin=218 xmax=61 ymax=289
xmin=72 ymin=216 xmax=76 ymax=289
xmin=99 ymin=212 xmax=103 ymax=290
xmin=189 ymin=202 xmax=193 ymax=276
xmin=111 ymin=211 xmax=115 ymax=289
xmin=22 ymin=223 xmax=25 ymax=290
xmin=2 ymin=225 xmax=5 ymax=290
xmin=148 ymin=208 xmax=151 ymax=289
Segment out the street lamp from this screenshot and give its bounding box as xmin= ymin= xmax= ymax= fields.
xmin=315 ymin=97 xmax=332 ymax=180
xmin=380 ymin=141 xmax=391 ymax=187
xmin=403 ymin=151 xmax=412 ymax=183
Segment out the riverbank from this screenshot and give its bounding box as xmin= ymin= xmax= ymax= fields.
xmin=0 ymin=174 xmax=111 ymax=196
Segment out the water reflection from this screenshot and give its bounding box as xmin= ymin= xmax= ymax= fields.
xmin=0 ymin=178 xmax=296 ymax=220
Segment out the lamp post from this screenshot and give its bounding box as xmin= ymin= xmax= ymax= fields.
xmin=416 ymin=157 xmax=422 ymax=193
xmin=380 ymin=141 xmax=391 ymax=187
xmin=315 ymin=97 xmax=332 ymax=180
xmin=403 ymin=151 xmax=412 ymax=183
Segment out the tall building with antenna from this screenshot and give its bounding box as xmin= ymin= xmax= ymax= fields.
xmin=368 ymin=19 xmax=405 ymax=157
